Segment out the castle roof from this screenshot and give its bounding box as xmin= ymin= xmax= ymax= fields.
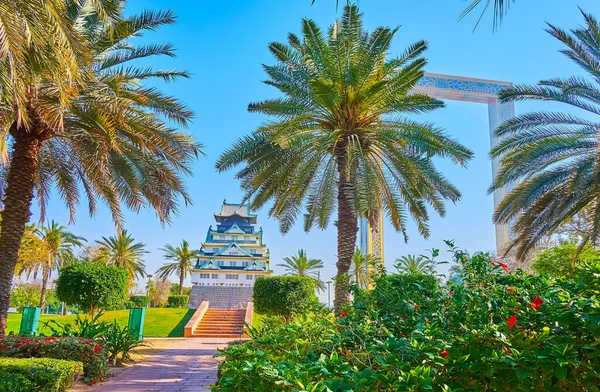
xmin=213 ymin=242 xmax=254 ymax=257
xmin=214 ymin=201 xmax=257 ymax=223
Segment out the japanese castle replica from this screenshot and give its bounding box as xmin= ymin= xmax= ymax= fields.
xmin=188 ymin=201 xmax=273 ymax=309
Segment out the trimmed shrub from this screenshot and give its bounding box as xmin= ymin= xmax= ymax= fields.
xmin=0 ymin=336 xmax=108 ymax=384
xmin=167 ymin=295 xmax=188 ymax=308
xmin=128 ymin=295 xmax=150 ymax=308
xmin=0 ymin=357 xmax=83 ymax=392
xmin=0 ymin=373 xmax=35 ymax=392
xmin=253 ymin=276 xmax=316 ymax=321
xmin=56 ymin=263 xmax=127 ymax=315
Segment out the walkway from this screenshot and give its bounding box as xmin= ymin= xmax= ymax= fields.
xmin=90 ymin=338 xmax=235 ymax=392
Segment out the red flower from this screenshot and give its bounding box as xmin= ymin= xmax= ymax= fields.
xmin=503 ymin=347 xmax=510 ymax=355
xmin=340 ymin=311 xmax=348 ymax=318
xmin=498 ymin=262 xmax=509 ymax=273
xmin=507 ymin=315 xmax=517 ymax=328
xmin=401 ymin=334 xmax=408 ymax=338
xmin=507 ymin=286 xmax=515 ymax=293
xmin=94 ymin=345 xmax=103 ymax=353
xmin=441 ymin=349 xmax=449 ymax=358
xmin=529 ymin=296 xmax=543 ymax=312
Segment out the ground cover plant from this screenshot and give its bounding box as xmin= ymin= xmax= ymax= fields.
xmin=0 ymin=357 xmax=83 ymax=392
xmin=214 ymin=244 xmax=600 ymax=391
xmin=0 ymin=336 xmax=107 ymax=384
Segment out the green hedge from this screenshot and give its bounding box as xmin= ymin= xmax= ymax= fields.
xmin=0 ymin=336 xmax=108 ymax=384
xmin=128 ymin=295 xmax=150 ymax=308
xmin=253 ymin=276 xmax=316 ymax=321
xmin=0 ymin=358 xmax=83 ymax=392
xmin=0 ymin=373 xmax=35 ymax=392
xmin=167 ymin=295 xmax=189 ymax=308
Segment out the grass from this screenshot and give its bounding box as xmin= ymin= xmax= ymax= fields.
xmin=7 ymin=308 xmax=195 ymax=338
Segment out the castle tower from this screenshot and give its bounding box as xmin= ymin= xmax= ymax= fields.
xmin=188 ymin=201 xmax=273 ymax=308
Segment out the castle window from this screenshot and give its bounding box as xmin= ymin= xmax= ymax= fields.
xmin=211 ymin=274 xmax=219 ymax=279
xmin=225 ymin=274 xmax=239 ymax=280
xmin=199 ymin=273 xmax=210 ymax=279
xmin=242 ymin=262 xmax=249 ymax=267
xmin=231 ymin=261 xmax=237 ymax=267
xmin=245 ymin=275 xmax=253 ymax=280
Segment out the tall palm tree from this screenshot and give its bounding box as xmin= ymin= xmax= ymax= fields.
xmin=349 ymin=248 xmax=380 ymax=289
xmin=490 ymin=11 xmax=600 ymax=260
xmin=35 ymin=221 xmax=85 ymax=312
xmin=460 ymin=0 xmax=513 ymax=30
xmin=96 ymin=230 xmax=147 ymax=280
xmin=395 ymin=254 xmax=434 ymax=274
xmin=216 ymin=5 xmax=472 ymax=314
xmin=277 ymin=249 xmax=325 ymax=291
xmin=0 ymin=1 xmax=200 ymax=334
xmin=156 ymin=240 xmax=198 ymax=295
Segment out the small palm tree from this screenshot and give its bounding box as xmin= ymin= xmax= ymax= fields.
xmin=277 ymin=250 xmax=325 ymax=291
xmin=96 ymin=231 xmax=147 ymax=280
xmin=349 ymin=248 xmax=380 ymax=289
xmin=156 ymin=240 xmax=198 ymax=295
xmin=490 ymin=11 xmax=600 ymax=260
xmin=395 ymin=255 xmax=434 ymax=275
xmin=35 ymin=221 xmax=85 ymax=312
xmin=0 ymin=2 xmax=200 ymax=334
xmin=216 ymin=5 xmax=472 ymax=314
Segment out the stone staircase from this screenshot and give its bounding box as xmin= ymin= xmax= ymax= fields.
xmin=191 ymin=308 xmax=246 ymax=338
xmin=184 ymin=302 xmax=253 ymax=338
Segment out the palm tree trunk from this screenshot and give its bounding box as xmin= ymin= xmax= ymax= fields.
xmin=39 ymin=265 xmax=50 ymax=314
xmin=333 ymin=150 xmax=358 ymax=316
xmin=0 ymin=129 xmax=43 ymax=336
xmin=179 ymin=267 xmax=184 ymax=295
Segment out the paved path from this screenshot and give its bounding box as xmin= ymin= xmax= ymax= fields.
xmin=91 ymin=338 xmax=234 ymax=392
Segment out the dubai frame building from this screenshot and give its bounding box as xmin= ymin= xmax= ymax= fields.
xmin=360 ymin=72 xmax=515 ymax=262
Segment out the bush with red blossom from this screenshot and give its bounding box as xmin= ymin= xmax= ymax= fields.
xmin=214 ymin=242 xmax=600 ymax=391
xmin=0 ymin=336 xmax=108 ymax=384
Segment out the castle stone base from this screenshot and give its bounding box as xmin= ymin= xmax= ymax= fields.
xmin=188 ymin=285 xmax=253 ymax=309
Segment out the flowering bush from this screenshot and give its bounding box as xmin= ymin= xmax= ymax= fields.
xmin=0 ymin=336 xmax=108 ymax=384
xmin=0 ymin=357 xmax=83 ymax=392
xmin=213 ymin=244 xmax=600 ymax=391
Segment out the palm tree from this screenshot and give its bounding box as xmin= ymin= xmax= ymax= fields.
xmin=395 ymin=255 xmax=434 ymax=274
xmin=460 ymin=0 xmax=513 ymax=30
xmin=216 ymin=5 xmax=472 ymax=314
xmin=96 ymin=231 xmax=147 ymax=280
xmin=0 ymin=2 xmax=200 ymax=334
xmin=349 ymin=248 xmax=380 ymax=289
xmin=156 ymin=240 xmax=198 ymax=295
xmin=35 ymin=221 xmax=85 ymax=312
xmin=490 ymin=11 xmax=600 ymax=260
xmin=277 ymin=250 xmax=325 ymax=291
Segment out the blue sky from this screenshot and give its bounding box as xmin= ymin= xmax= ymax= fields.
xmin=35 ymin=0 xmax=600 ymax=290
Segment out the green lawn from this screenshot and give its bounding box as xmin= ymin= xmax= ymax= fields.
xmin=7 ymin=308 xmax=195 ymax=337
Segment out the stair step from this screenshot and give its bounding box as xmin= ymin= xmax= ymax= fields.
xmin=188 ymin=308 xmax=249 ymax=338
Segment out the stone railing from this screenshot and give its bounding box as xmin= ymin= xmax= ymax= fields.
xmin=184 ymin=301 xmax=209 ymax=337
xmin=242 ymin=302 xmax=254 ymax=338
